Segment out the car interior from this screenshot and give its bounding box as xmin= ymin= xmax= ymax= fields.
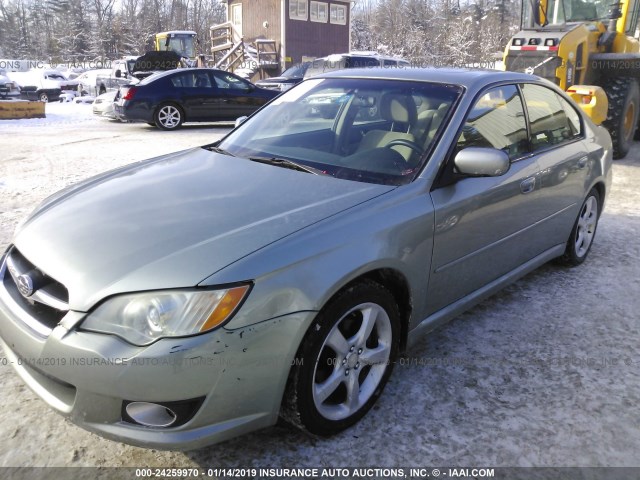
xmin=220 ymin=79 xmax=462 ymax=184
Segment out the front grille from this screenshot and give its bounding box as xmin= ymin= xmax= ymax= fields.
xmin=505 ymin=52 xmax=563 ymax=85
xmin=0 ymin=247 xmax=69 ymax=336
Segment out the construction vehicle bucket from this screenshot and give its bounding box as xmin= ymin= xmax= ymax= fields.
xmin=566 ymin=85 xmax=608 ymax=126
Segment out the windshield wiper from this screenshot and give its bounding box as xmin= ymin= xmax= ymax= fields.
xmin=206 ymin=145 xmax=235 ymax=156
xmin=248 ymin=156 xmax=322 ymax=175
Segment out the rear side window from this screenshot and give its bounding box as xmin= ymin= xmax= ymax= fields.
xmin=456 ymin=84 xmax=528 ymax=159
xmin=521 ymin=83 xmax=582 ymax=152
xmin=171 ymin=73 xmax=195 ymax=88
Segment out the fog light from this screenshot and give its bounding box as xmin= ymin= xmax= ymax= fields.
xmin=125 ymin=402 xmax=177 ymax=427
xmin=122 ymin=397 xmax=205 ymax=428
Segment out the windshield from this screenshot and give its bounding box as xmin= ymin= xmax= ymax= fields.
xmin=158 ymin=35 xmax=196 ymax=59
xmin=282 ymin=62 xmax=310 ymax=79
xmin=217 ymin=77 xmax=462 ymax=186
xmin=525 ymin=0 xmax=610 ymax=25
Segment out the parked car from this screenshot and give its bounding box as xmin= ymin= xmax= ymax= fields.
xmin=255 ymin=62 xmax=311 ymax=92
xmin=0 ymin=68 xmax=611 ymax=450
xmin=304 ymin=52 xmax=410 ymax=78
xmin=76 ymin=69 xmax=112 ymax=97
xmin=7 ymin=70 xmax=78 ymax=102
xmin=114 ymin=68 xmax=279 ymax=129
xmin=0 ymin=69 xmax=21 ymax=99
xmin=92 ymin=91 xmax=118 ymax=119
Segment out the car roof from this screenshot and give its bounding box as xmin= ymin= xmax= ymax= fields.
xmin=144 ymin=68 xmax=228 ymax=79
xmin=314 ymin=67 xmax=546 ymax=91
xmin=317 ymin=52 xmax=408 ymax=62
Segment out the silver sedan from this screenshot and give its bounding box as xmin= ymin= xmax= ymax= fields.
xmin=0 ymin=68 xmax=612 ymax=449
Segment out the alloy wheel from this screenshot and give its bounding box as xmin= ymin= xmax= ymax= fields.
xmin=312 ymin=302 xmax=392 ymax=421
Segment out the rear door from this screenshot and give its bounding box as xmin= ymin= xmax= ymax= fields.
xmin=519 ymin=83 xmax=591 ymax=246
xmin=169 ymin=71 xmax=222 ymax=120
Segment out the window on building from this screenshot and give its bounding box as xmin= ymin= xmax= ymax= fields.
xmin=289 ymin=0 xmax=308 ymax=21
xmin=330 ymin=3 xmax=347 ymax=25
xmin=310 ymin=1 xmax=328 ymax=23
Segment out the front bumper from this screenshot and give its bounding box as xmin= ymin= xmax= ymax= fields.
xmin=0 ymin=254 xmax=314 ymax=450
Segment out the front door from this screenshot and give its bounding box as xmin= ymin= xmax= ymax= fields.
xmin=427 ymin=84 xmax=545 ymax=314
xmin=212 ymin=71 xmax=268 ymax=119
xmin=231 ymin=3 xmax=243 ymax=43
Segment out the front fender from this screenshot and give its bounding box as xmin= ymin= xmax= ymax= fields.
xmin=204 ymin=184 xmax=436 ymax=331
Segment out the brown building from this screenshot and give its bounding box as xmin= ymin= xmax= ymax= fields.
xmin=217 ymin=0 xmax=352 ymax=75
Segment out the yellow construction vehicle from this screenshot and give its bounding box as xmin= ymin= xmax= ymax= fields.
xmin=154 ymin=31 xmax=198 ymax=63
xmin=504 ymin=0 xmax=640 ymax=158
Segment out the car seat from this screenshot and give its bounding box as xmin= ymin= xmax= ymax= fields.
xmin=357 ymin=92 xmax=418 ymax=162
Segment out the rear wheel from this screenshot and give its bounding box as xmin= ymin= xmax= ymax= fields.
xmin=558 ymin=188 xmax=600 ymax=266
xmin=154 ymin=103 xmax=183 ymax=130
xmin=38 ymin=92 xmax=48 ymax=102
xmin=283 ymin=280 xmax=400 ymax=436
xmin=602 ymin=77 xmax=640 ymax=159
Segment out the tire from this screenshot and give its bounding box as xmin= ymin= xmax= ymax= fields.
xmin=283 ymin=280 xmax=400 ymax=436
xmin=99 ymin=86 xmax=106 ymax=95
xmin=38 ymin=92 xmax=48 ymax=102
xmin=558 ymin=188 xmax=601 ymax=266
xmin=602 ymin=77 xmax=640 ymax=159
xmin=154 ymin=103 xmax=184 ymax=130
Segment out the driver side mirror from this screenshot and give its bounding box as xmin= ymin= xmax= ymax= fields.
xmin=454 ymin=147 xmax=510 ymax=177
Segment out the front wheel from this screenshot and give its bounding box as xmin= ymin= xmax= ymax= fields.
xmin=283 ymin=280 xmax=400 ymax=436
xmin=558 ymin=188 xmax=601 ymax=266
xmin=154 ymin=103 xmax=183 ymax=130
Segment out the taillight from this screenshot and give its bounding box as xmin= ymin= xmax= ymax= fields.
xmin=122 ymin=86 xmax=138 ymax=101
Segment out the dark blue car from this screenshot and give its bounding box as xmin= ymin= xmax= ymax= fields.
xmin=114 ymin=68 xmax=279 ymax=130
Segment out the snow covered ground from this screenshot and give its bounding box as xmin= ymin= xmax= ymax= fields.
xmin=0 ymin=101 xmax=639 ymax=468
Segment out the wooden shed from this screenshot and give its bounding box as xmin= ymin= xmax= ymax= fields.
xmin=212 ymin=0 xmax=352 ymax=78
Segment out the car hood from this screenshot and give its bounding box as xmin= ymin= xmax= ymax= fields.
xmin=14 ymin=148 xmax=393 ymax=311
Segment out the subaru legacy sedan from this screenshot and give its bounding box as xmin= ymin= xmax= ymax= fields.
xmin=114 ymin=68 xmax=279 ymax=129
xmin=0 ymin=69 xmax=611 ymax=450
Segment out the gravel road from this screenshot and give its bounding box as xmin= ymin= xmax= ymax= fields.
xmin=0 ymin=102 xmax=639 ymax=468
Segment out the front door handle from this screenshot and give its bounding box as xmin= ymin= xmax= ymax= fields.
xmin=520 ymin=176 xmax=536 ymax=194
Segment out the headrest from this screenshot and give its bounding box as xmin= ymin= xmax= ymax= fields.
xmin=380 ymin=93 xmax=417 ymax=124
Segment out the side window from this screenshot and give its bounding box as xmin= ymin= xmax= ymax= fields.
xmin=213 ymin=72 xmax=250 ymax=90
xmin=170 ymin=72 xmax=213 ymax=89
xmin=521 ymin=83 xmax=581 ymax=152
xmin=171 ymin=73 xmax=194 ymax=88
xmin=557 ymin=93 xmax=582 ymax=136
xmin=456 ymin=84 xmax=528 ymax=159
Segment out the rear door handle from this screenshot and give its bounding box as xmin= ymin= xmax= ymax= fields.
xmin=520 ymin=176 xmax=536 ymax=194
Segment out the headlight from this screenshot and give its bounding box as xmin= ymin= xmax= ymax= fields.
xmin=80 ymin=285 xmax=250 ymax=346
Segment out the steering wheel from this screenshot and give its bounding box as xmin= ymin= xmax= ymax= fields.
xmin=383 ymin=138 xmax=424 ymax=155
